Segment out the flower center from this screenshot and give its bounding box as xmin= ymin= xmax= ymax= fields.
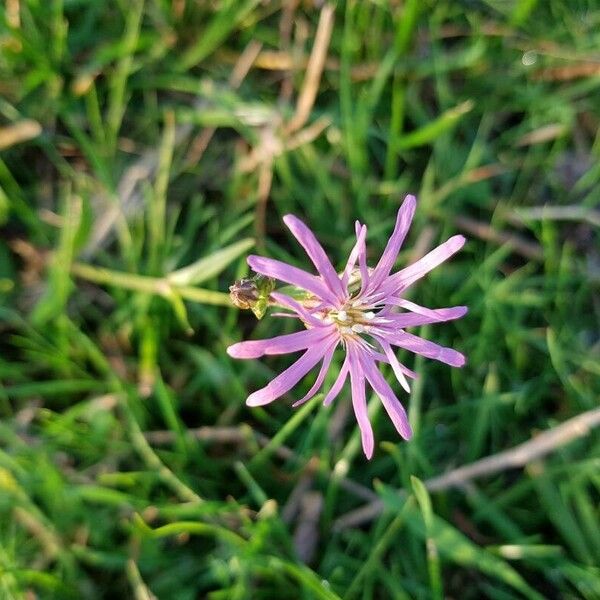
xmin=328 ymin=306 xmax=376 ymax=336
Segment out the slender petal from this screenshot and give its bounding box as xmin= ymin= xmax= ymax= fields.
xmin=379 ymin=235 xmax=466 ymax=297
xmin=368 ymin=195 xmax=416 ymax=294
xmin=384 ymin=330 xmax=466 ymax=367
xmin=342 ymin=224 xmax=367 ymax=287
xmin=370 ymin=351 xmax=418 ymax=380
xmin=323 ymin=357 xmax=350 ymax=406
xmin=375 ymin=337 xmax=411 ymax=393
xmin=374 ymin=306 xmax=468 ymax=329
xmin=359 ymin=352 xmax=413 ymax=440
xmin=283 ymin=214 xmax=346 ymax=300
xmin=355 ymin=221 xmax=370 ymax=295
xmin=247 ymin=255 xmax=340 ymax=306
xmin=227 ymin=327 xmax=331 ymax=359
xmin=387 ymin=298 xmax=468 ymax=323
xmin=348 ymin=345 xmax=374 ymax=459
xmin=270 ymin=291 xmax=326 ymax=328
xmin=246 ymin=338 xmax=337 ymax=406
xmin=292 ymin=340 xmax=338 ymax=407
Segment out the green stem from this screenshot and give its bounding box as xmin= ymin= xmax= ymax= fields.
xmin=120 ymin=395 xmax=203 ymax=504
xmin=71 ymin=262 xmax=231 ymax=306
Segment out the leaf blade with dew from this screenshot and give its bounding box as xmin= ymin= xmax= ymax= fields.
xmin=263 ymin=557 xmax=342 ymax=600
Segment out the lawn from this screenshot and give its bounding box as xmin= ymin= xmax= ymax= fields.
xmin=1 ymin=1 xmax=599 ymax=598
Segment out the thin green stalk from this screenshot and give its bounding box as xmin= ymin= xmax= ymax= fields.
xmin=249 ymin=395 xmax=322 ymax=468
xmin=121 ymin=395 xmax=202 ymax=504
xmin=125 ymin=560 xmax=154 ymax=600
xmin=106 ymin=0 xmax=145 ymax=156
xmin=346 ymin=497 xmax=416 ymax=599
xmin=412 ymin=477 xmax=443 ymax=600
xmin=148 ymin=109 xmax=175 ymax=274
xmin=71 ymin=262 xmax=231 ymax=306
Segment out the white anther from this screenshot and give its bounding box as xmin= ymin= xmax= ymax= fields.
xmin=337 ymin=310 xmax=348 ymax=322
xmin=364 ymin=311 xmax=375 ymax=320
xmin=340 ymin=326 xmax=353 ymax=335
xmin=352 ymin=324 xmax=365 ymax=333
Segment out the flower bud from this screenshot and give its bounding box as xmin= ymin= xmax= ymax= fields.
xmin=229 ymin=274 xmax=275 ymax=319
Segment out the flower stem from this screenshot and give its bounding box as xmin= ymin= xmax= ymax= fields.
xmin=71 ymin=262 xmax=231 ymax=306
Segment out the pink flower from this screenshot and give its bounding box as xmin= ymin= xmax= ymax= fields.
xmin=227 ymin=195 xmax=467 ymax=458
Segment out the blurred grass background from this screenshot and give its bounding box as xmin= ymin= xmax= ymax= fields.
xmin=1 ymin=0 xmax=600 ymax=598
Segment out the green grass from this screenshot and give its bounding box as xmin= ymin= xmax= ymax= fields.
xmin=1 ymin=0 xmax=599 ymax=598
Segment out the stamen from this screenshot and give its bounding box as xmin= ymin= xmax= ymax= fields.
xmin=337 ymin=310 xmax=348 ymax=322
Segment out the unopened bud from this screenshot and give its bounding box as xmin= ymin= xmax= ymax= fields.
xmin=229 ymin=278 xmax=258 ymax=310
xmin=229 ymin=274 xmax=275 ymax=319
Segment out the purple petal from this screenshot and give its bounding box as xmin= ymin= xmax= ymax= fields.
xmin=246 ymin=337 xmax=337 ymax=407
xmin=374 ymin=337 xmax=411 ymax=393
xmin=227 ymin=327 xmax=332 ymax=359
xmin=283 ymin=215 xmax=346 ymax=301
xmin=359 ymin=352 xmax=413 ymax=440
xmin=370 ymin=351 xmax=418 ymax=379
xmin=373 ymin=304 xmax=468 ymax=329
xmin=388 ymin=299 xmax=468 ymax=323
xmin=270 ymin=291 xmax=327 ymax=328
xmin=323 ymin=356 xmax=350 ymax=406
xmin=384 ymin=330 xmax=466 ymax=367
xmin=247 ymin=255 xmax=340 ymax=307
xmin=292 ymin=341 xmax=338 ymax=407
xmin=341 ymin=224 xmax=367 ymax=287
xmin=367 ymin=195 xmax=416 ymax=294
xmin=379 ymin=235 xmax=466 ymax=297
xmin=348 ymin=345 xmax=374 ymax=459
xmin=355 ymin=221 xmax=370 ymax=295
